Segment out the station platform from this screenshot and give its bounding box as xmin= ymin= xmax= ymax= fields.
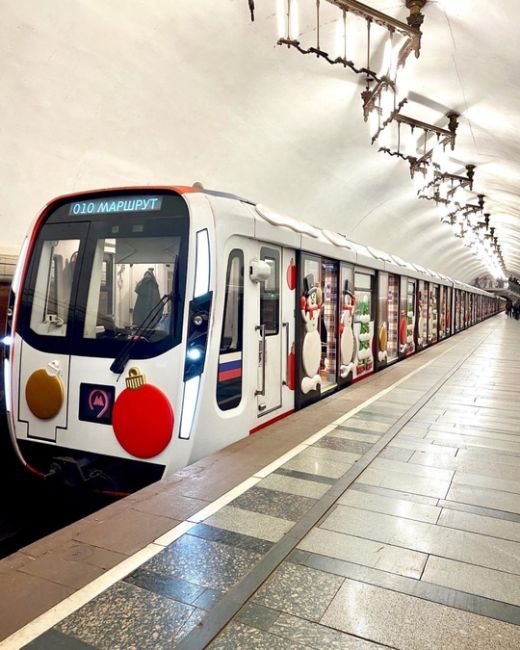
xmin=1 ymin=315 xmax=520 ymax=649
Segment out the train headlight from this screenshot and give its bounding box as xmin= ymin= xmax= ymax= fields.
xmin=183 ymin=291 xmax=212 ymax=382
xmin=186 ymin=347 xmax=203 ymax=362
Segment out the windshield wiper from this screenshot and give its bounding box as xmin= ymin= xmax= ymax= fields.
xmin=110 ymin=292 xmax=174 ymax=375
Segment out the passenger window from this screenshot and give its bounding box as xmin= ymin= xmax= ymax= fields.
xmin=29 ymin=239 xmax=80 ymax=337
xmin=217 ymin=250 xmax=244 ymax=411
xmin=83 ymin=236 xmax=179 ymax=341
xmin=260 ymin=247 xmax=279 ymax=336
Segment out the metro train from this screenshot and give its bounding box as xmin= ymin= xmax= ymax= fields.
xmin=1 ymin=186 xmax=503 ymax=492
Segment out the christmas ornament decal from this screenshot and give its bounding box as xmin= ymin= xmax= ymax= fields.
xmin=378 ymin=322 xmax=388 ymax=363
xmin=339 ymin=288 xmax=355 ymax=379
xmin=25 ymin=361 xmax=64 ymax=420
xmin=112 ymin=367 xmax=174 ymax=459
xmin=286 ymin=258 xmax=296 ymax=290
xmin=299 ymin=274 xmax=323 ymax=394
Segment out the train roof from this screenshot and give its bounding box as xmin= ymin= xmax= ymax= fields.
xmin=26 ymin=185 xmax=499 ymax=299
xmin=245 ymin=200 xmax=496 ymax=298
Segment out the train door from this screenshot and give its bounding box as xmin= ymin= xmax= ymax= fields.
xmin=438 ymin=285 xmax=446 ymax=340
xmin=353 ymin=268 xmax=375 ymax=380
xmin=296 ymin=252 xmax=341 ymax=408
xmin=320 ymin=258 xmax=339 ymax=393
xmin=338 ymin=263 xmax=355 ymax=388
xmin=253 ymin=244 xmax=287 ymax=417
xmin=446 ymin=287 xmax=452 ymax=336
xmin=416 ymin=280 xmax=428 ymax=350
xmin=399 ymin=277 xmax=415 ymax=357
xmin=429 ymin=283 xmax=439 ymax=344
xmin=376 ymin=272 xmax=399 ymax=368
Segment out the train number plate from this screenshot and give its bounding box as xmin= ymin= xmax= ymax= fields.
xmin=79 ymin=383 xmax=115 ymax=425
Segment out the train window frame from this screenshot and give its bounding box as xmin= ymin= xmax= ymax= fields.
xmin=22 ymin=222 xmax=88 ymax=347
xmin=29 ymin=242 xmax=79 ymax=338
xmin=81 ymin=233 xmax=180 ymax=343
xmin=217 ymin=249 xmax=244 ymax=411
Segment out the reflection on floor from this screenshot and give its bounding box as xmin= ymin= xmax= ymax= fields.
xmin=27 ymin=318 xmax=520 ymax=649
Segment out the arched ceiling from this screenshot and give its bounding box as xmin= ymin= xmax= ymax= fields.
xmin=0 ymin=0 xmax=518 ymax=282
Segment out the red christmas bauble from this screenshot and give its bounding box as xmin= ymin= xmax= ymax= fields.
xmin=286 ymin=258 xmax=296 ymax=290
xmin=112 ymin=384 xmax=174 ymax=458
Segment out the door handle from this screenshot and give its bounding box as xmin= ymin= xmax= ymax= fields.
xmin=282 ymin=321 xmax=289 ymax=386
xmin=255 ymin=324 xmax=266 ymax=396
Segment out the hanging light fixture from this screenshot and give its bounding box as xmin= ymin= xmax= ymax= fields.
xmin=275 ymin=1 xmax=426 ymax=80
xmin=439 ymin=203 xmax=506 ymax=278
xmin=375 ymin=111 xmax=459 ymax=171
xmin=439 ymin=193 xmax=485 ymax=226
xmin=266 ymin=1 xmax=508 ymax=277
xmin=418 ymin=164 xmax=475 ymax=204
xmin=272 ymin=1 xmax=429 ymax=148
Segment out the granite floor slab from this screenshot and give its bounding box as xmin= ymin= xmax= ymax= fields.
xmin=204 ymin=505 xmax=294 ymax=543
xmin=356 ymin=467 xmax=452 ymax=499
xmin=321 ymin=577 xmax=520 ymax=650
xmin=141 ymin=533 xmax=263 ymax=591
xmin=253 ymin=562 xmax=344 ymax=623
xmin=321 ymin=505 xmax=520 ymax=575
xmin=338 ymin=488 xmax=441 ymax=524
xmin=438 ymin=507 xmax=520 ymax=542
xmin=230 ymin=486 xmax=316 ymax=521
xmin=422 ymin=555 xmax=520 ymax=607
xmin=267 ymin=612 xmax=389 ymax=649
xmin=55 ymin=581 xmax=205 ymax=650
xmin=297 ymin=527 xmax=427 ymax=579
xmin=258 ymin=473 xmax=331 ymax=499
xmin=446 ymin=483 xmax=520 ymax=515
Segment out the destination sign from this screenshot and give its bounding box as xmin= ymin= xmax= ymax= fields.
xmin=69 ymin=196 xmax=163 ymax=216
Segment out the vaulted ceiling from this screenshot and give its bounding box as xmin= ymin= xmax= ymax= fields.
xmin=1 ymin=0 xmax=518 ymax=282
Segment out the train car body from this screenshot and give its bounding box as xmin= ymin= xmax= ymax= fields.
xmin=2 ymin=187 xmax=503 ymax=491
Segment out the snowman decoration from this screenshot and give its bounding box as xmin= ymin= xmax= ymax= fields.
xmin=339 ymin=285 xmax=355 ymax=379
xmin=299 ymin=274 xmax=323 ymax=394
xmin=378 ymin=321 xmax=388 ymax=363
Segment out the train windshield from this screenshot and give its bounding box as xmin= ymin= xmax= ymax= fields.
xmin=20 ymin=191 xmax=189 ymax=359
xmin=83 ymin=235 xmax=179 ymax=343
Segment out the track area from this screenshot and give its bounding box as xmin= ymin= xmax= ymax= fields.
xmin=4 ymin=315 xmax=520 ymax=649
xmin=0 ymin=412 xmax=117 ymax=560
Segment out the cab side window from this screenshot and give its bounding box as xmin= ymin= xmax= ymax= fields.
xmin=217 ymin=250 xmax=244 ymax=410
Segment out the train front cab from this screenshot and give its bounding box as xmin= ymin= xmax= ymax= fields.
xmin=5 ymin=188 xmax=216 ymax=491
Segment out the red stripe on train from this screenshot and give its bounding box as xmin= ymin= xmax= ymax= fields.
xmin=249 ymin=409 xmax=295 ymax=435
xmin=218 ymin=368 xmax=242 ymax=381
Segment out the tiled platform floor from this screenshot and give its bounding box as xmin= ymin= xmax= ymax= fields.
xmin=4 ymin=315 xmax=520 ymax=649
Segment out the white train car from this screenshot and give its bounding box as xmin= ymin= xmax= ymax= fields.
xmin=2 ymin=186 xmax=503 ymax=492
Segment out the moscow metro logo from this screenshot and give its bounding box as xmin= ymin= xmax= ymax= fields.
xmin=88 ymin=389 xmax=111 ymax=419
xmin=79 ymin=383 xmax=115 ymax=424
